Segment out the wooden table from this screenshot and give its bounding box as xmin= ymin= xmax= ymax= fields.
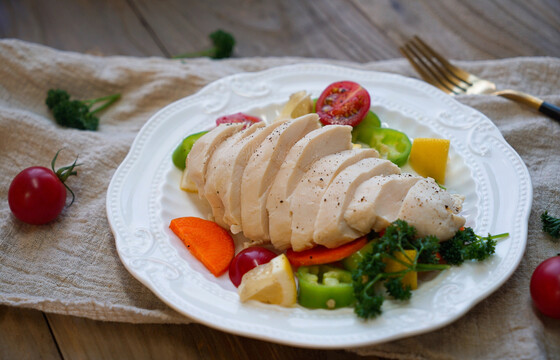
xmin=1 ymin=0 xmax=559 ymax=358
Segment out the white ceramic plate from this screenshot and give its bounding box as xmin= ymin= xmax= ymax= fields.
xmin=106 ymin=64 xmax=532 ymax=349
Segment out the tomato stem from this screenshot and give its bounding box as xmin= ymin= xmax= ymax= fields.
xmin=51 ymin=149 xmax=81 ymax=206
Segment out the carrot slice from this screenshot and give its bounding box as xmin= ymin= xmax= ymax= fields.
xmin=169 ymin=217 xmax=234 ymax=277
xmin=286 ymin=237 xmax=368 ymax=268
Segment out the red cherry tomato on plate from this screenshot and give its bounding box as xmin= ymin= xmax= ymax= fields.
xmin=216 ymin=112 xmax=262 ymax=129
xmin=8 ymin=150 xmax=79 ymax=225
xmin=530 ymin=255 xmax=560 ymax=318
xmin=229 ymin=247 xmax=277 ymax=287
xmin=316 ymin=81 xmax=371 ymax=127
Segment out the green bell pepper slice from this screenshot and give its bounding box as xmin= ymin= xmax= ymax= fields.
xmin=351 ymin=110 xmax=382 ymax=144
xmin=369 ymin=127 xmax=412 ymax=166
xmin=341 ymin=240 xmax=376 ymax=271
xmin=296 ymin=265 xmax=355 ymax=309
xmin=172 ymin=131 xmax=208 ymax=170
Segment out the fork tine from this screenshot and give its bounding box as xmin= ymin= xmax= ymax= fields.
xmin=412 ymin=36 xmax=473 ymax=86
xmin=402 ymin=42 xmax=464 ymax=94
xmin=399 ymin=45 xmax=453 ymax=95
xmin=406 ymin=39 xmax=468 ymax=94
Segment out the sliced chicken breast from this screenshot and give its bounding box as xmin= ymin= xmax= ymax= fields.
xmin=241 ymin=114 xmax=321 ymax=244
xmin=345 ymin=173 xmax=423 ymax=234
xmin=186 ymin=123 xmax=244 ymax=195
xmin=221 ymin=120 xmax=288 ymax=234
xmin=397 ymin=178 xmax=466 ymax=241
xmin=267 ymin=125 xmax=353 ymax=250
xmin=290 ymin=148 xmax=380 ymax=252
xmin=203 ymin=123 xmax=265 ymax=227
xmin=313 ymin=158 xmax=401 ymax=249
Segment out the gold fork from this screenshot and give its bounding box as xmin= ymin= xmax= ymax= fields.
xmin=400 ymin=36 xmax=560 ymax=122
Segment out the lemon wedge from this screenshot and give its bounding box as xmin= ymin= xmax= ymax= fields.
xmin=238 ymin=254 xmax=297 ymax=306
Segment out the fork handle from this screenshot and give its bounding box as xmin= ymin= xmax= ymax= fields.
xmin=539 ymin=102 xmax=560 ymax=123
xmin=494 ymin=90 xmax=560 ymax=123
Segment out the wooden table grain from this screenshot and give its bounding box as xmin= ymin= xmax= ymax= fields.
xmin=1 ymin=0 xmax=559 ymax=359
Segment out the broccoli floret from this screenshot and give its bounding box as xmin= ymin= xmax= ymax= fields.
xmin=439 ymin=227 xmax=508 ymax=265
xmin=173 ymin=30 xmax=235 ymax=59
xmin=541 ymin=211 xmax=560 ymax=239
xmin=46 ymin=89 xmax=120 ymax=131
xmin=352 ymin=220 xmax=450 ymax=319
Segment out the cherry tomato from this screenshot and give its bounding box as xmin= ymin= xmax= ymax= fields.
xmin=530 ymin=255 xmax=560 ymax=318
xmin=216 ymin=112 xmax=262 ymax=129
xmin=229 ymin=247 xmax=277 ymax=287
xmin=8 ymin=150 xmax=79 ymax=225
xmin=316 ymin=81 xmax=371 ymax=127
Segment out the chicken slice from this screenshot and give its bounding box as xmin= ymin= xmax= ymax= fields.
xmin=221 ymin=120 xmax=288 ymax=234
xmin=203 ymin=123 xmax=265 ymax=227
xmin=313 ymin=158 xmax=401 ymax=249
xmin=186 ymin=123 xmax=244 ymax=195
xmin=290 ymin=148 xmax=380 ymax=252
xmin=345 ymin=173 xmax=423 ymax=234
xmin=267 ymin=125 xmax=353 ymax=250
xmin=397 ymin=178 xmax=466 ymax=241
xmin=241 ymin=114 xmax=321 ymax=244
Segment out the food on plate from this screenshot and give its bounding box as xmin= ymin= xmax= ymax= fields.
xmin=8 ymin=149 xmax=80 ymax=225
xmin=267 ymin=124 xmax=354 ymax=250
xmin=315 ymin=81 xmax=370 ymax=127
xmin=351 ymin=110 xmax=382 ymax=144
xmin=169 ymin=217 xmax=234 ymax=277
xmin=237 ymin=254 xmax=297 ymax=306
xmin=275 ymin=91 xmax=314 ymax=121
xmin=229 ymin=246 xmax=277 ymax=287
xmin=530 ymin=255 xmax=560 ymax=319
xmin=408 ymin=138 xmax=450 ymax=184
xmin=296 ymin=265 xmax=355 ymax=309
xmin=366 ymin=128 xmax=412 ymax=166
xmin=438 ymin=227 xmax=508 ymax=265
xmin=168 ymin=81 xmax=508 ymax=318
xmin=215 ymin=112 xmax=262 ymax=128
xmin=46 ymin=88 xmax=120 ymax=131
xmin=240 ymin=114 xmax=321 ymax=242
xmin=285 ymin=237 xmax=368 ymax=267
xmin=185 ymin=116 xmax=465 ymax=250
xmin=351 ymin=220 xmax=451 ymax=318
xmin=172 ymin=131 xmax=209 ymax=170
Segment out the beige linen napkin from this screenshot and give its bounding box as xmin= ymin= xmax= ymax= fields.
xmin=0 ymin=39 xmax=558 ymax=359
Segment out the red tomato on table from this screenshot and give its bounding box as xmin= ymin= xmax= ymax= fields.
xmin=530 ymin=255 xmax=560 ymax=318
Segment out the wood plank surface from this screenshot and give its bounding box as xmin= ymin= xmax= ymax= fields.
xmin=0 ymin=0 xmax=559 ymax=358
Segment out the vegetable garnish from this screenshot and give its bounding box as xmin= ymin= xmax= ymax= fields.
xmin=215 ymin=112 xmax=262 ymax=128
xmin=229 ymin=247 xmax=277 ymax=287
xmin=169 ymin=217 xmax=234 ymax=277
xmin=237 ymin=254 xmax=297 ymax=306
xmin=46 ymin=89 xmax=120 ymax=131
xmin=172 ymin=29 xmax=235 ymax=59
xmin=172 ymin=131 xmax=209 ymax=170
xmin=351 ymin=220 xmax=507 ymax=319
xmin=352 ymin=220 xmax=448 ymax=319
xmin=316 ymin=81 xmax=371 ymax=127
xmin=8 ymin=149 xmax=81 ymax=225
xmin=408 ymin=138 xmax=450 ymax=184
xmin=438 ymin=227 xmax=509 ymax=265
xmin=368 ymin=127 xmax=412 ymax=166
xmin=541 ymin=211 xmax=560 ymax=239
xmin=296 ymin=265 xmax=355 ymax=309
xmin=285 ymin=237 xmax=368 ymax=268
